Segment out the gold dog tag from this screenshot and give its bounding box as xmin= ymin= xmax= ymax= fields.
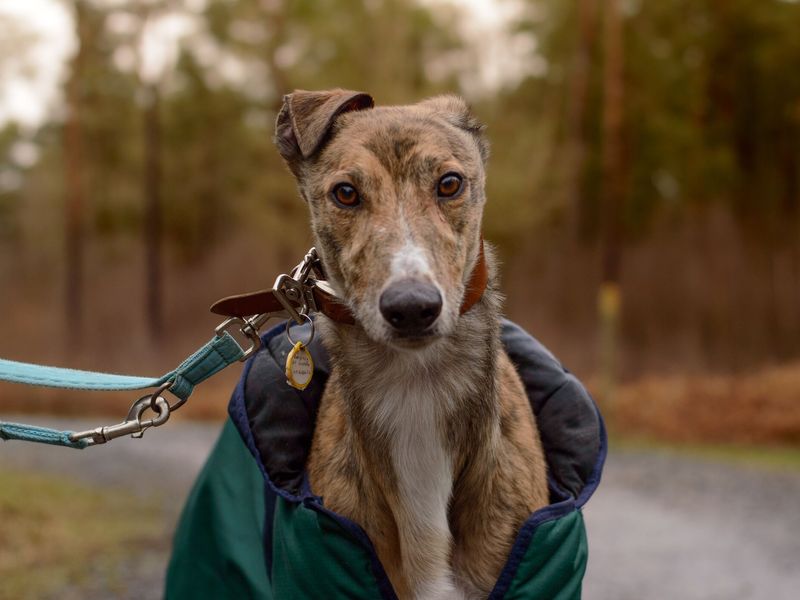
xmin=286 ymin=341 xmax=314 ymax=390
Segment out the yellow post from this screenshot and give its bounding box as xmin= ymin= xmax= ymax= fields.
xmin=598 ymin=281 xmax=621 ymax=413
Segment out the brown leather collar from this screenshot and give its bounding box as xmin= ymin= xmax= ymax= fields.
xmin=210 ymin=240 xmax=488 ymax=324
xmin=458 ymin=238 xmax=488 ymax=315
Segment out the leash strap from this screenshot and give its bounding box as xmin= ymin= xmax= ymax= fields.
xmin=0 ymin=332 xmax=244 ymax=449
xmin=0 ymin=422 xmax=89 ymax=449
xmin=0 ymin=249 xmax=333 ymax=450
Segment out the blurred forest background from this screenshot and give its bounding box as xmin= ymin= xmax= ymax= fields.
xmin=1 ymin=0 xmax=799 ymax=445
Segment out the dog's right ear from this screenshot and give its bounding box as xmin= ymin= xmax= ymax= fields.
xmin=417 ymin=95 xmax=489 ymax=164
xmin=275 ymin=89 xmax=374 ymax=173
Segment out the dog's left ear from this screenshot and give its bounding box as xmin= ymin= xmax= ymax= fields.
xmin=275 ymin=89 xmax=374 ymax=171
xmin=418 ymin=95 xmax=489 ymax=164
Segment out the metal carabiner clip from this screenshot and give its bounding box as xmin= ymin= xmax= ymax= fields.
xmin=68 ymin=392 xmax=171 ymax=446
xmin=215 ymin=316 xmax=263 ymax=362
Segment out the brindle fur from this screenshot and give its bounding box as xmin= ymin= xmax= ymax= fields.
xmin=275 ymin=90 xmax=548 ymax=599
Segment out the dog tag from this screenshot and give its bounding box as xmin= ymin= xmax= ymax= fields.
xmin=286 ymin=341 xmax=314 ymax=390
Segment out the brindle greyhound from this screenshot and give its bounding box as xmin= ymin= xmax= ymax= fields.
xmin=274 ymin=89 xmax=548 ymax=600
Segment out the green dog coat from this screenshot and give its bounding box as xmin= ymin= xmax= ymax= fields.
xmin=165 ymin=319 xmax=606 ymax=599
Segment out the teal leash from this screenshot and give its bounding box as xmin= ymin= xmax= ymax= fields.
xmin=0 ymin=247 xmax=327 ymax=450
xmin=0 ymin=331 xmax=246 ymax=449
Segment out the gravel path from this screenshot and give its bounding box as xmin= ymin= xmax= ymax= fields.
xmin=0 ymin=415 xmax=221 ymax=600
xmin=3 ymin=415 xmax=800 ymax=599
xmin=0 ymin=415 xmax=220 ymax=498
xmin=583 ymin=449 xmax=800 ymax=600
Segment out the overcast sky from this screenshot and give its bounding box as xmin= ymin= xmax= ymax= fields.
xmin=0 ymin=0 xmax=74 ymax=128
xmin=0 ymin=0 xmax=532 ymax=130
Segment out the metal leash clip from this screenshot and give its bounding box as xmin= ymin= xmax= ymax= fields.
xmin=58 ymin=248 xmax=330 ymax=447
xmin=68 ymin=383 xmax=173 ymax=446
xmin=214 ymin=248 xmax=324 ymax=362
xmin=272 ymin=247 xmax=321 ymax=324
xmin=215 ymin=316 xmax=263 ymax=362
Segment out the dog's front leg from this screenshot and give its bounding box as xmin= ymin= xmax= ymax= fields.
xmin=395 ymin=514 xmax=462 ymax=600
xmin=387 ymin=451 xmax=464 ymax=600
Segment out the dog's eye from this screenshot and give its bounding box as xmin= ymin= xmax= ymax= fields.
xmin=331 ymin=183 xmax=361 ymax=208
xmin=437 ymin=173 xmax=463 ymax=199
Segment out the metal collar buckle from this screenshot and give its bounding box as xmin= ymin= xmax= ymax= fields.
xmin=272 ymin=248 xmax=321 ymax=324
xmin=215 ymin=316 xmax=263 ymax=362
xmin=213 ymin=248 xmax=324 ymax=362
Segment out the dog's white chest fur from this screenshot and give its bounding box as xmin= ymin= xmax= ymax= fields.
xmin=379 ymin=378 xmax=453 ymax=525
xmin=365 ymin=352 xmax=468 ymax=599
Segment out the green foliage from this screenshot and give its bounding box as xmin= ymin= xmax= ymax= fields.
xmin=73 ymin=2 xmax=142 ymax=239
xmin=512 ymin=0 xmax=800 ymax=243
xmin=1 ymin=0 xmax=800 ymax=371
xmin=2 ymin=0 xmax=799 ymax=252
xmin=58 ymin=0 xmax=469 ymax=263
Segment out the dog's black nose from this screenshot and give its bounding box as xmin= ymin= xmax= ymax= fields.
xmin=380 ymin=280 xmax=442 ymax=335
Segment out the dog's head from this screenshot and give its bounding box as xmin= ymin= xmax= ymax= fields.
xmin=275 ymin=89 xmax=489 ymax=348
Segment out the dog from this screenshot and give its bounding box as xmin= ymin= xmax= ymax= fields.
xmin=274 ymin=89 xmax=549 ymax=600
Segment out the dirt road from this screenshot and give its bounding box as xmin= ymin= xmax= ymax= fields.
xmin=2 ymin=416 xmax=799 ymax=599
xmin=583 ymin=449 xmax=800 ymax=600
xmin=0 ymin=415 xmax=221 ymax=600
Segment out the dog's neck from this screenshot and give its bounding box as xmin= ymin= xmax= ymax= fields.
xmin=319 ymin=260 xmax=503 ymax=469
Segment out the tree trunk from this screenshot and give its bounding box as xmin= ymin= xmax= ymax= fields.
xmin=143 ymin=84 xmax=164 ymax=340
xmin=63 ymin=0 xmax=88 ymax=348
xmin=564 ymin=0 xmax=598 ymax=236
xmin=260 ymin=0 xmax=296 ymax=266
xmin=599 ymin=0 xmax=625 ymax=405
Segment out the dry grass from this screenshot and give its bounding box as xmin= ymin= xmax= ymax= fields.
xmin=0 ymin=469 xmax=164 ymax=600
xmin=605 ymin=361 xmax=800 ymax=445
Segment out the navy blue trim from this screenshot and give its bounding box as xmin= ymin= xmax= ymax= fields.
xmin=229 ymin=321 xmax=398 ymax=598
xmin=262 ymin=482 xmax=277 ymax=576
xmin=228 ymin=322 xmax=312 ymax=504
xmin=227 ymin=352 xmax=262 ymax=467
xmin=486 ymin=497 xmax=578 ymax=600
xmin=486 ymin=380 xmax=607 ymax=598
xmin=305 ymin=498 xmax=399 ymax=600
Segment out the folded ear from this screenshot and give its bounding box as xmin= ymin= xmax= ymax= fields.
xmin=417 ymin=95 xmax=489 ymax=163
xmin=275 ymin=89 xmax=374 ymax=168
